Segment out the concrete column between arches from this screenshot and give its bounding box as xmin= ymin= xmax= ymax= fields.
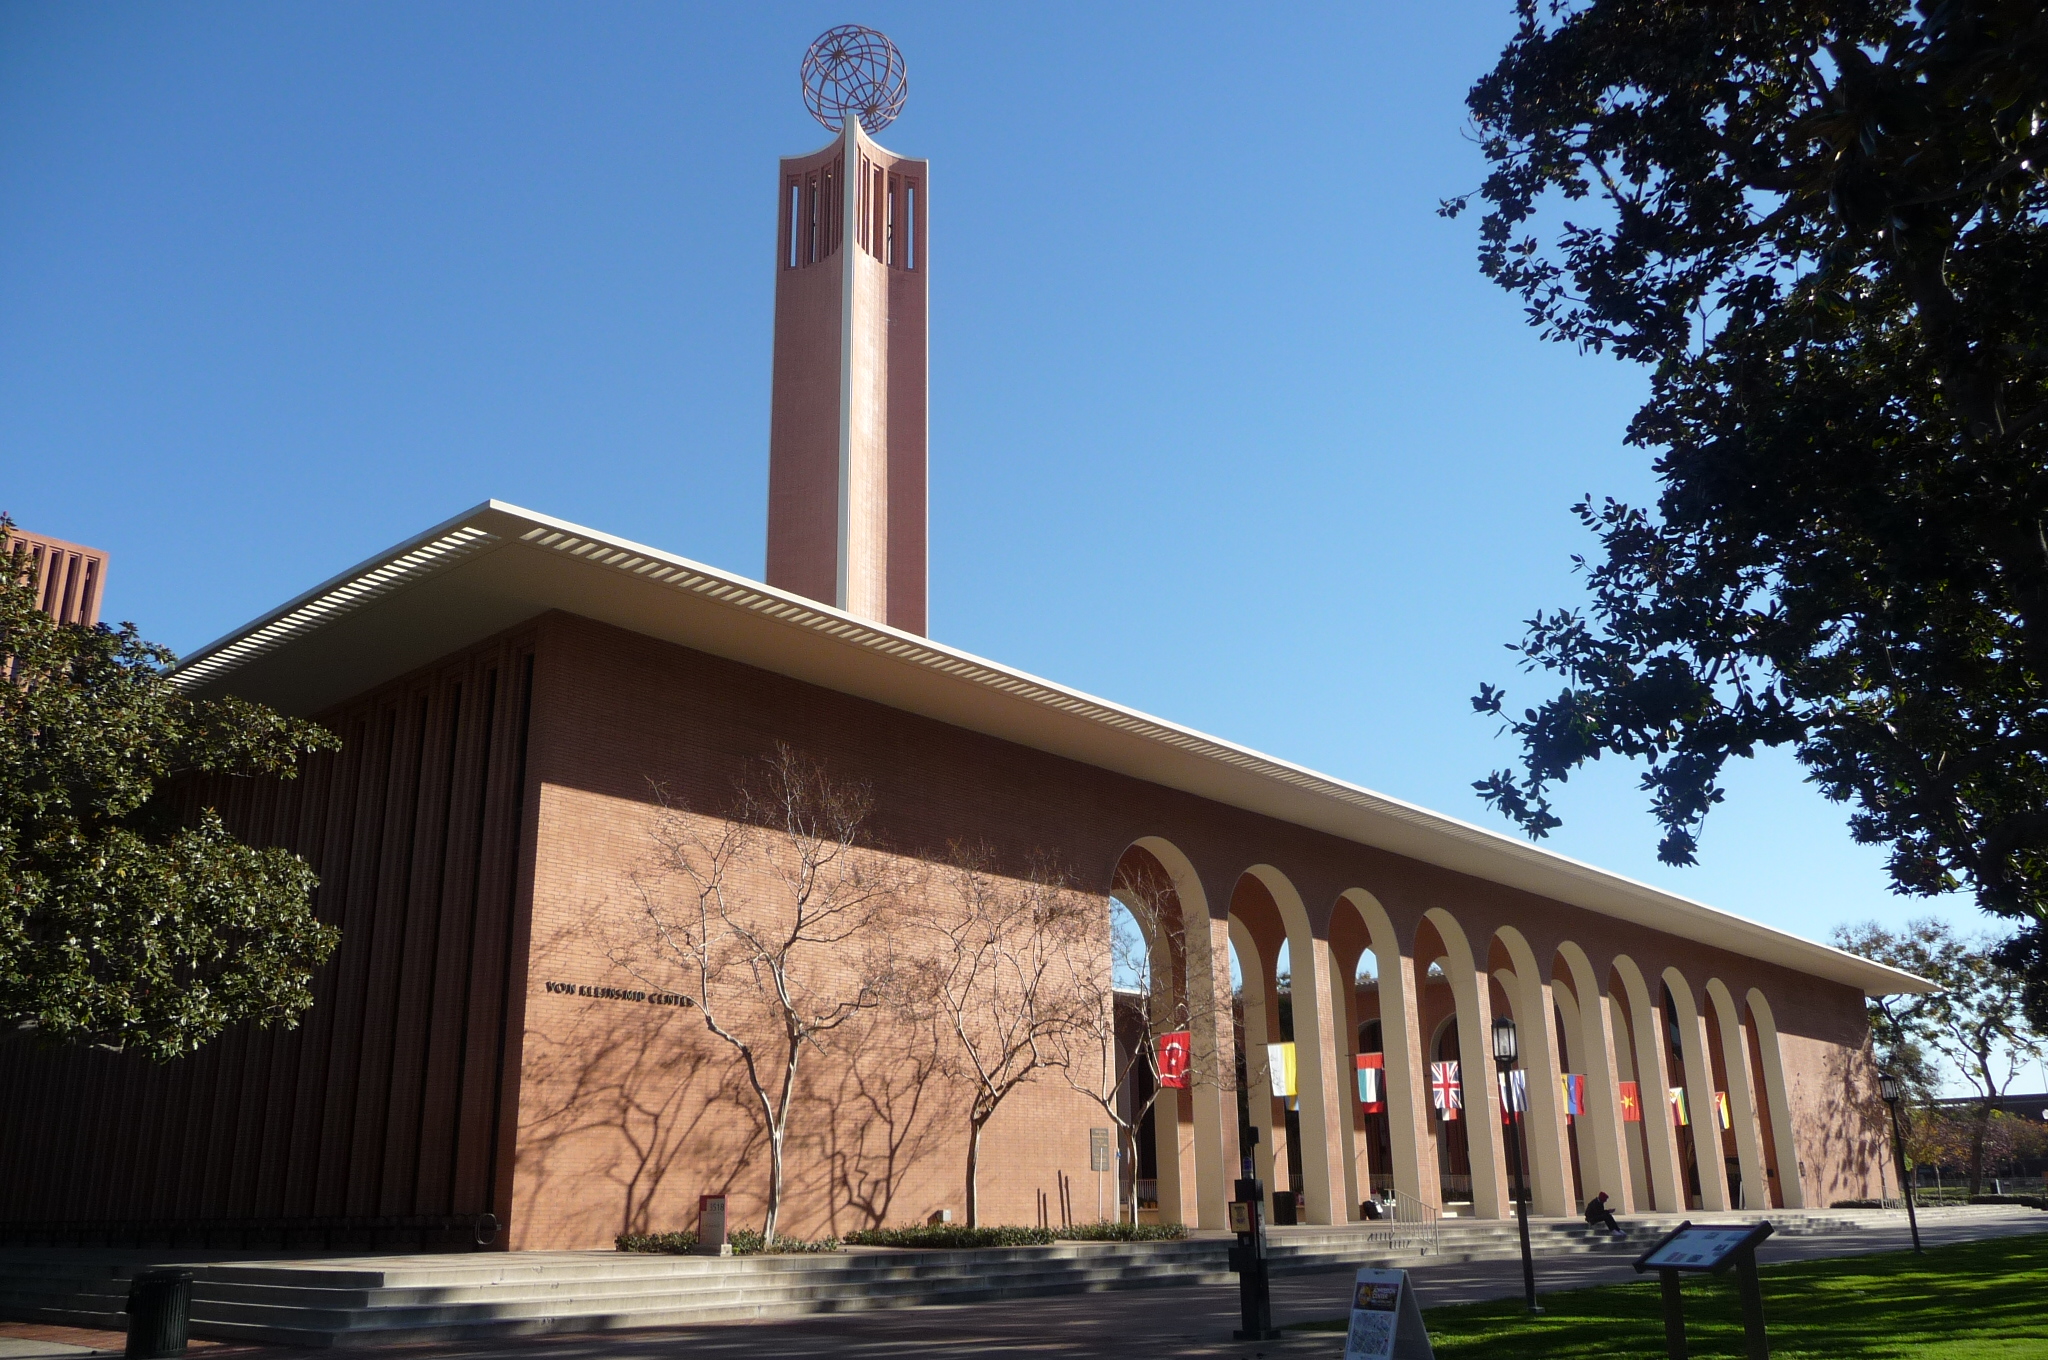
xmin=1608 ymin=1006 xmax=1653 ymax=1210
xmin=1616 ymin=960 xmax=1685 ymax=1213
xmin=1288 ymin=930 xmax=1351 ymax=1225
xmin=1496 ymin=960 xmax=1571 ymax=1218
xmin=1232 ymin=920 xmax=1280 ymax=1203
xmin=1668 ymin=976 xmax=1730 ymax=1211
xmin=1708 ymin=983 xmax=1767 ymax=1212
xmin=1330 ymin=950 xmax=1363 ymax=1220
xmin=1568 ymin=972 xmax=1636 ymax=1214
xmin=1746 ymin=990 xmax=1806 ymax=1209
xmin=1184 ymin=911 xmax=1236 ymax=1229
xmin=1145 ymin=923 xmax=1193 ymax=1227
xmin=1368 ymin=925 xmax=1434 ymax=1211
xmin=1430 ymin=911 xmax=1507 ymax=1220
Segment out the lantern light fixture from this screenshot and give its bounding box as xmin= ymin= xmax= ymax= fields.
xmin=1491 ymin=1015 xmax=1518 ymax=1066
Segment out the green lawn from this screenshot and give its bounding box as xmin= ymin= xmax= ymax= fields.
xmin=1294 ymin=1234 xmax=2048 ymax=1358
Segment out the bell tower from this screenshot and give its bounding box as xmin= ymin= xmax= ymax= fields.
xmin=766 ymin=26 xmax=927 ymax=635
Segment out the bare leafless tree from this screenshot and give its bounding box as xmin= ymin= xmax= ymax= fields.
xmin=617 ymin=744 xmax=904 ymax=1241
xmin=899 ymin=845 xmax=1094 ymax=1226
xmin=1058 ymin=871 xmax=1219 ymax=1225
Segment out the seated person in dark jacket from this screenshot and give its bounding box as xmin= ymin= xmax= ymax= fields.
xmin=1584 ymin=1190 xmax=1623 ymax=1235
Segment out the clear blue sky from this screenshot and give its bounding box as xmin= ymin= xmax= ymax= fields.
xmin=1 ymin=2 xmax=1984 ymax=958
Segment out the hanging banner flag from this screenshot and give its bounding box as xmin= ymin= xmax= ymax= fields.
xmin=1497 ymin=1068 xmax=1527 ymax=1122
xmin=1268 ymin=1042 xmax=1297 ymax=1100
xmin=1715 ymin=1091 xmax=1732 ymax=1130
xmin=1430 ymin=1061 xmax=1461 ymax=1120
xmin=1356 ymin=1052 xmax=1384 ymax=1112
xmin=1669 ymin=1087 xmax=1690 ymax=1127
xmin=1560 ymin=1073 xmax=1587 ymax=1119
xmin=1156 ymin=1031 xmax=1190 ymax=1089
xmin=1618 ymin=1081 xmax=1642 ymax=1122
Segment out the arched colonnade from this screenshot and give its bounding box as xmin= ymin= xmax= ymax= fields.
xmin=1110 ymin=840 xmax=1808 ymax=1228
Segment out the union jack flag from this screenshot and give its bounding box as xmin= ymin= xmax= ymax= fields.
xmin=1430 ymin=1061 xmax=1461 ymax=1120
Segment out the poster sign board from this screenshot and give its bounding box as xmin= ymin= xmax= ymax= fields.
xmin=1341 ymin=1268 xmax=1434 ymax=1359
xmin=1089 ymin=1127 xmax=1113 ymax=1173
xmin=695 ymin=1193 xmax=732 ymax=1256
xmin=1634 ymin=1220 xmax=1774 ymax=1274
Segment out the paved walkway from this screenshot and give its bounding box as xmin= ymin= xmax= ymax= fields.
xmin=4 ymin=1209 xmax=2042 ymax=1359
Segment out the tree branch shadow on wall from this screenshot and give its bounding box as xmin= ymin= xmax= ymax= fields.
xmin=519 ymin=920 xmax=769 ymax=1241
xmin=1810 ymin=1043 xmax=1890 ymax=1203
xmin=802 ymin=1010 xmax=957 ymax=1235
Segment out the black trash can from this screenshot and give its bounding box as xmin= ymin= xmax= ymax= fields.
xmin=125 ymin=1268 xmax=194 ymax=1358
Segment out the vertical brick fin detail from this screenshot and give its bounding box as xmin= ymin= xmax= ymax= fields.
xmin=0 ymin=627 xmax=538 ymax=1246
xmin=6 ymin=527 xmax=109 ymax=627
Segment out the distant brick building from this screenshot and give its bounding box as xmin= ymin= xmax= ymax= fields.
xmin=0 ymin=109 xmax=1928 ymax=1254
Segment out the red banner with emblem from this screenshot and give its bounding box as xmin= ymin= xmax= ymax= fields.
xmin=1157 ymin=1031 xmax=1190 ymax=1089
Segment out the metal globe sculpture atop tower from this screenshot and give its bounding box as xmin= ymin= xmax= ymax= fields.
xmin=800 ymin=24 xmax=908 ymax=134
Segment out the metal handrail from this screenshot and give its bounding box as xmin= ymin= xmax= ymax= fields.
xmin=1364 ymin=1189 xmax=1440 ymax=1257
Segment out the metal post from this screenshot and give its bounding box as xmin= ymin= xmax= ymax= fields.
xmin=1885 ymin=1096 xmax=1922 ymax=1253
xmin=1734 ymin=1246 xmax=1770 ymax=1360
xmin=1229 ymin=1176 xmax=1279 ymax=1341
xmin=1507 ymin=1098 xmax=1539 ymax=1312
xmin=1658 ymin=1269 xmax=1687 ymax=1360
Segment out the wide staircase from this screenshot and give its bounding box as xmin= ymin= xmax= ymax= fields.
xmin=0 ymin=1208 xmax=1965 ymax=1347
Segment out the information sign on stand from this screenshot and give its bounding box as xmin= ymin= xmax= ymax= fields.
xmin=695 ymin=1193 xmax=732 ymax=1256
xmin=1089 ymin=1127 xmax=1113 ymax=1224
xmin=1341 ymin=1268 xmax=1434 ymax=1360
xmin=1633 ymin=1220 xmax=1774 ymax=1360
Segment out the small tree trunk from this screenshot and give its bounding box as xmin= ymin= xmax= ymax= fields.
xmin=966 ymin=1116 xmax=986 ymax=1228
xmin=765 ymin=1123 xmax=786 ymax=1242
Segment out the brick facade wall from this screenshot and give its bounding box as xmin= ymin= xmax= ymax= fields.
xmin=0 ymin=605 xmax=1886 ymax=1246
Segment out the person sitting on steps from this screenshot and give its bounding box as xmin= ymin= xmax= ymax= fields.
xmin=1584 ymin=1190 xmax=1624 ymax=1236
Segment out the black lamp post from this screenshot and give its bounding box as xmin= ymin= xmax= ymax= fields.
xmin=1492 ymin=1014 xmax=1540 ymax=1313
xmin=1879 ymin=1071 xmax=1922 ymax=1253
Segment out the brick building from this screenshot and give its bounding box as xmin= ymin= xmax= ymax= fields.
xmin=0 ymin=499 xmax=1927 ymax=1249
xmin=0 ymin=68 xmax=1928 ymax=1251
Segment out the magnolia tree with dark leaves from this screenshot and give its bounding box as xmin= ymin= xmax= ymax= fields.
xmin=0 ymin=521 xmax=340 ymax=1060
xmin=1451 ymin=2 xmax=2048 ymax=1019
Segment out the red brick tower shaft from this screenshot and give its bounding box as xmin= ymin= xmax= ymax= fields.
xmin=766 ymin=120 xmax=928 ymax=636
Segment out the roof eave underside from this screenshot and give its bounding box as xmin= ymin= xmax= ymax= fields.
xmin=172 ymin=500 xmax=1934 ymax=998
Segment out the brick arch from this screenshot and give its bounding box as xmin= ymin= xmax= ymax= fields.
xmin=1417 ymin=907 xmax=1506 ymax=1218
xmin=1110 ymin=837 xmax=1230 ymax=1228
xmin=1703 ymin=978 xmax=1768 ymax=1209
xmin=1551 ymin=940 xmax=1633 ymax=1211
xmin=1660 ymin=966 xmax=1729 ymax=1210
xmin=1744 ymin=988 xmax=1805 ymax=1207
xmin=1332 ymin=889 xmax=1432 ymax=1208
xmin=1487 ymin=925 xmax=1570 ymax=1215
xmin=1610 ymin=953 xmax=1683 ymax=1210
xmin=1237 ymin=865 xmax=1344 ymax=1224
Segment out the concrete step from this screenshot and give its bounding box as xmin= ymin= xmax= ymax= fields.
xmin=4 ymin=1205 xmax=1989 ymax=1347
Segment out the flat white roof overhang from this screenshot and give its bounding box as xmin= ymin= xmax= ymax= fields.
xmin=173 ymin=500 xmax=1933 ymax=998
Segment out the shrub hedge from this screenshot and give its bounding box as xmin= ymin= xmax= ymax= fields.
xmin=839 ymin=1221 xmax=1190 ymax=1249
xmin=621 ymin=1220 xmax=1192 ymax=1255
xmin=842 ymin=1224 xmax=1056 ymax=1249
xmin=1055 ymin=1221 xmax=1189 ymax=1242
xmin=616 ymin=1228 xmax=842 ymax=1255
